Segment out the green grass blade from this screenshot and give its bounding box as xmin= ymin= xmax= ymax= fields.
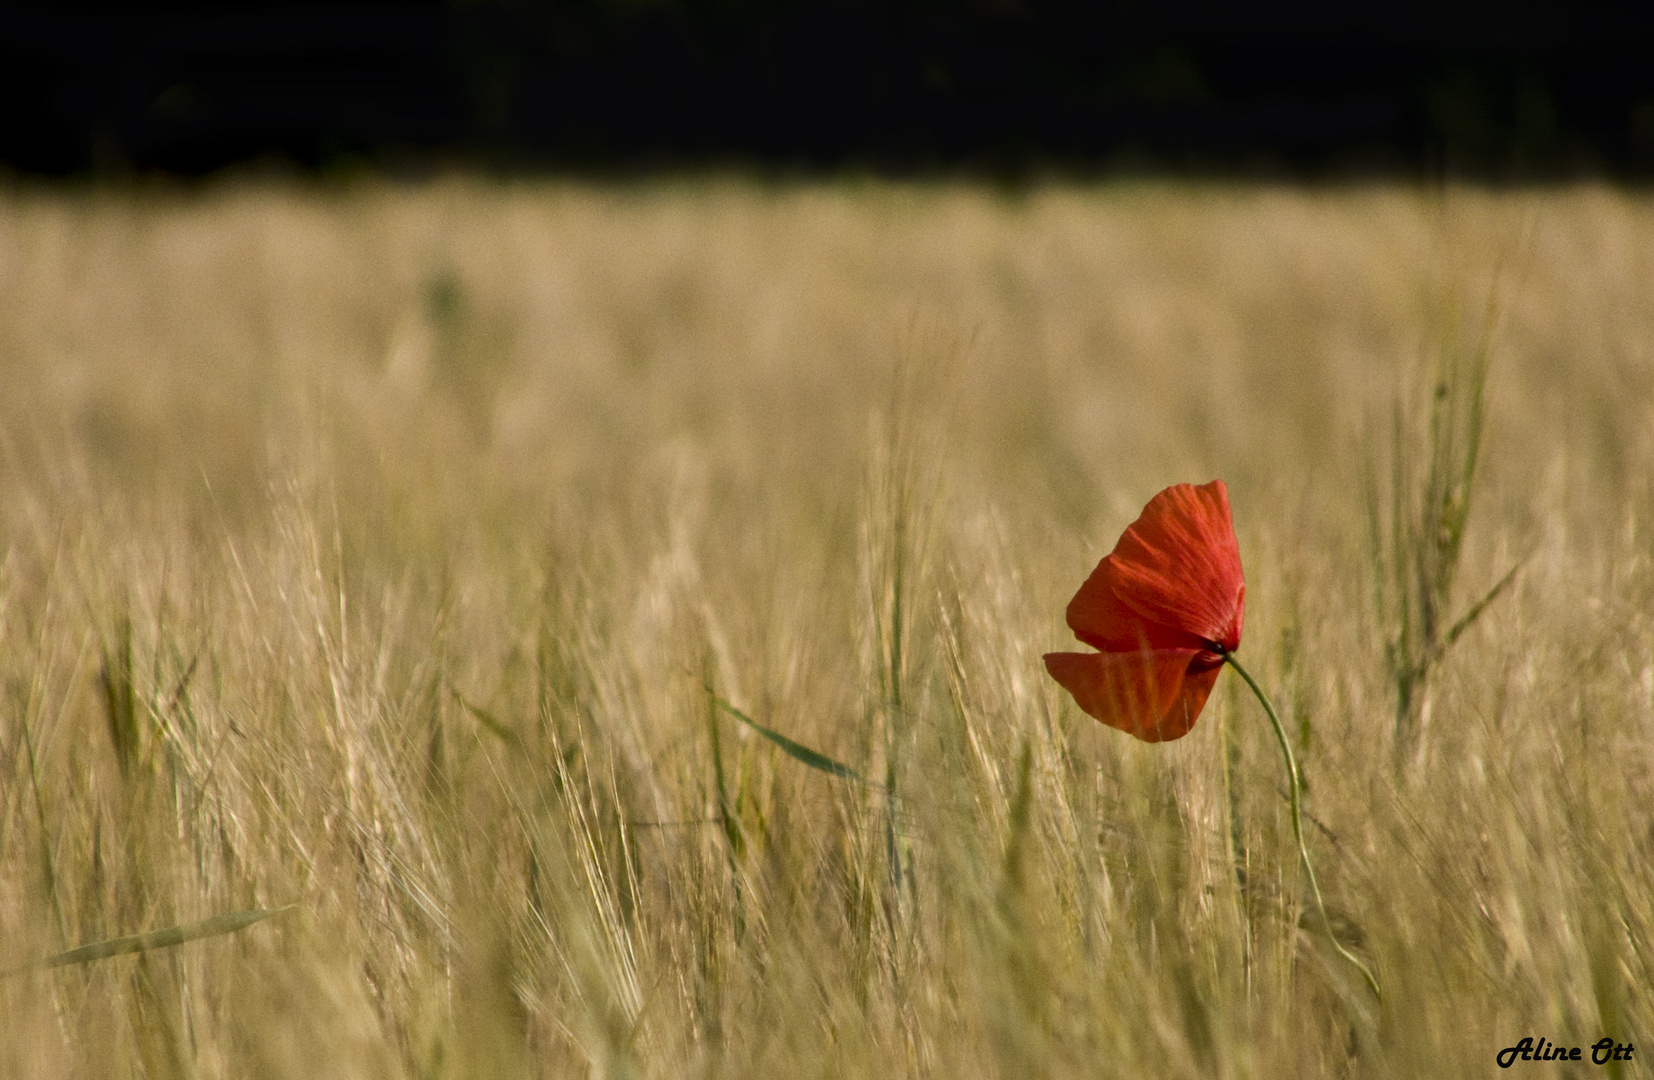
xmin=450 ymin=687 xmax=523 ymax=748
xmin=713 ymin=698 xmax=864 ymax=784
xmin=6 ymin=905 xmax=297 ymax=977
xmin=1440 ymin=552 xmax=1531 ymax=656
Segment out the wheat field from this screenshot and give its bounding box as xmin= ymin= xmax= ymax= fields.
xmin=1 ymin=178 xmax=1650 ymax=1078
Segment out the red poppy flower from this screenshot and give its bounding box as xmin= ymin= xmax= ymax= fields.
xmin=1044 ymin=480 xmax=1245 ymax=742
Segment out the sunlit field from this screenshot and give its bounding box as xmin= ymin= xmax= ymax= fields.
xmin=2 ymin=178 xmax=1651 ymax=1078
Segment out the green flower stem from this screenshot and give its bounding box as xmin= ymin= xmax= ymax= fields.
xmin=1223 ymin=651 xmax=1381 ymax=1002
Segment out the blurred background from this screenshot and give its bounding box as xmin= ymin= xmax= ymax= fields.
xmin=6 ymin=6 xmax=1654 ymax=1079
xmin=5 ymin=0 xmax=1654 ymax=181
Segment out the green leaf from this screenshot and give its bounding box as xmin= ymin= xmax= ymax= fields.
xmin=713 ymin=697 xmax=864 ymax=784
xmin=7 ymin=905 xmax=297 ymax=977
xmin=1440 ymin=551 xmax=1531 ymax=656
xmin=450 ymin=687 xmax=523 ymax=748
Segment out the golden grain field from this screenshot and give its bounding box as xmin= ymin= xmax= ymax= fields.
xmin=1 ymin=178 xmax=1651 ymax=1078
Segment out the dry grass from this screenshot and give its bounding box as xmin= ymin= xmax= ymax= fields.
xmin=1 ymin=177 xmax=1651 ymax=1078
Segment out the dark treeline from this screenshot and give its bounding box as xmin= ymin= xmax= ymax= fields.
xmin=5 ymin=1 xmax=1654 ymax=180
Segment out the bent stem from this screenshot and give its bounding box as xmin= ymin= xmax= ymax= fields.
xmin=1223 ymin=651 xmax=1382 ymax=1002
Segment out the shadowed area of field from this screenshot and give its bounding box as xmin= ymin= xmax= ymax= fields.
xmin=0 ymin=178 xmax=1650 ymax=1077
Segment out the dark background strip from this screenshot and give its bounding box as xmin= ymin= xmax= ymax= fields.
xmin=6 ymin=2 xmax=1654 ymax=179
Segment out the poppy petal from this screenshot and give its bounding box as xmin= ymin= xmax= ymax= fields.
xmin=1043 ymin=648 xmax=1209 ymax=742
xmin=1066 ymin=555 xmax=1212 ymax=654
xmin=1154 ymin=656 xmax=1224 ymax=742
xmin=1106 ymin=480 xmax=1245 ymax=652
